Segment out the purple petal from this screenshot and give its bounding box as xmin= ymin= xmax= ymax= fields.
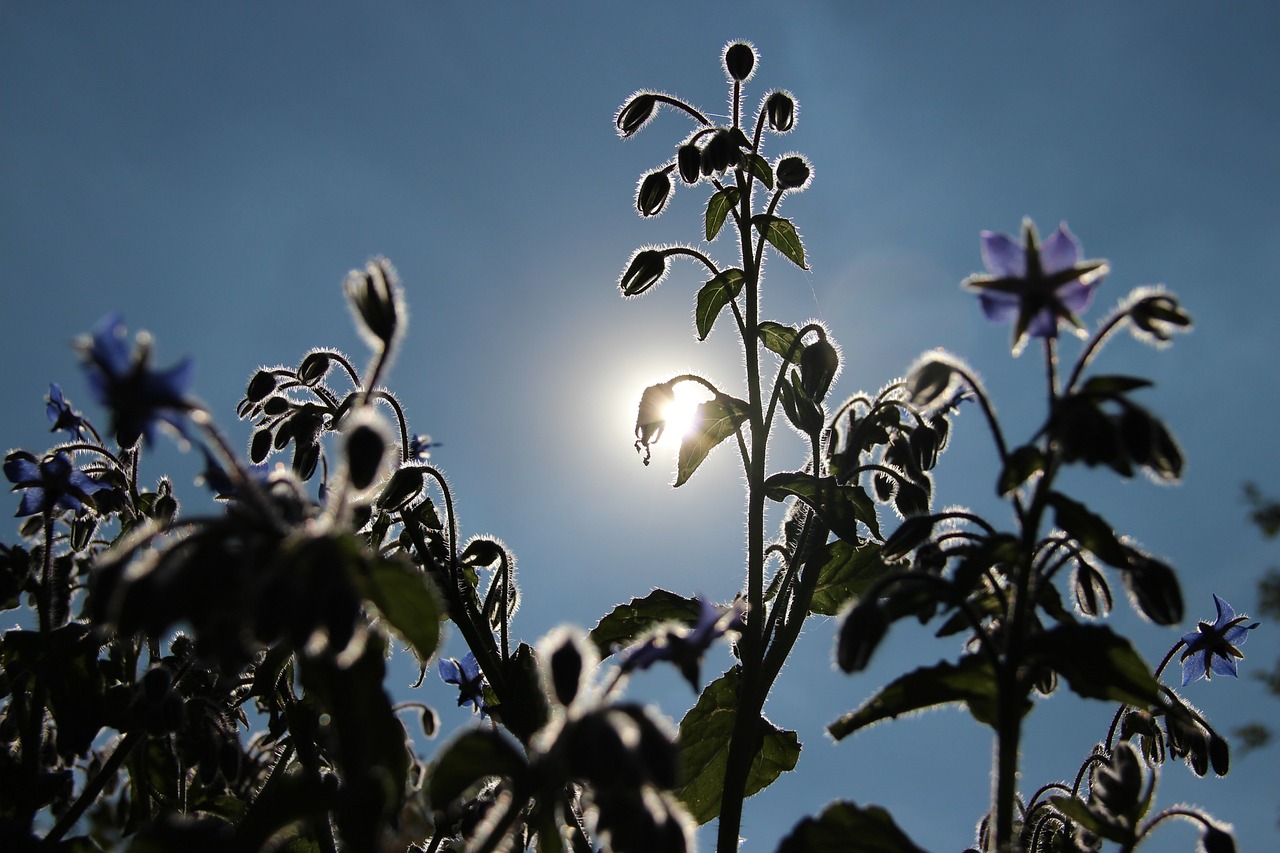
xmin=4 ymin=454 xmax=41 ymax=485
xmin=978 ymin=291 xmax=1021 ymax=323
xmin=16 ymin=489 xmax=45 ymax=517
xmin=1223 ymin=621 xmax=1258 ymax=647
xmin=459 ymin=651 xmax=481 ymax=680
xmin=66 ymin=468 xmax=109 ymax=496
xmin=1040 ymin=224 xmax=1082 ymax=275
xmin=1181 ymin=652 xmax=1207 ymax=686
xmin=980 ymin=232 xmax=1026 ymax=278
xmin=90 ymin=314 xmax=132 ymax=378
xmin=1208 ymin=653 xmax=1239 ymax=679
xmin=1180 ymin=628 xmax=1203 ymax=647
xmin=438 ymin=657 xmax=462 ymax=684
xmin=1057 ymin=279 xmax=1097 ymax=315
xmin=1025 ymin=308 xmax=1060 ymax=339
xmin=148 ymin=357 xmax=195 ymax=403
xmin=1210 ymin=594 xmax=1235 ymax=628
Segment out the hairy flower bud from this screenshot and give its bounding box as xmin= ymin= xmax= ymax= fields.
xmin=766 ymin=91 xmax=796 ymax=132
xmin=634 ymin=381 xmax=676 ymax=465
xmin=297 ymin=351 xmax=332 ymax=386
xmin=246 ymin=370 xmax=278 ymax=403
xmin=723 ymin=41 xmax=756 ymax=81
xmin=677 ymin=143 xmax=702 ymax=184
xmin=1201 ymin=824 xmax=1236 ymax=853
xmin=619 ymin=249 xmax=668 ymax=297
xmin=799 ymin=338 xmax=838 ymax=402
xmin=1121 ymin=549 xmax=1183 ymax=625
xmin=776 ymin=155 xmax=812 ymax=191
xmin=378 ymin=465 xmax=425 ymax=513
xmin=344 ymin=257 xmax=403 ymax=349
xmin=344 ymin=417 xmax=389 ymax=492
xmin=836 ymin=601 xmax=887 ymax=673
xmin=616 ymin=92 xmax=658 ymax=138
xmin=1092 ymin=741 xmax=1143 ymax=818
xmin=637 ymin=170 xmax=673 ymax=217
xmin=701 ymin=129 xmax=741 ymax=175
xmin=1128 ymin=290 xmax=1192 ymax=344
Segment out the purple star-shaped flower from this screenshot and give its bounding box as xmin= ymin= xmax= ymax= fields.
xmin=439 ymin=651 xmax=489 ymax=715
xmin=4 ymin=450 xmax=110 ymax=517
xmin=80 ymin=314 xmax=194 ymax=449
xmin=1179 ymin=594 xmax=1260 ymax=685
xmin=621 ymin=596 xmax=745 ymax=689
xmin=45 ymin=383 xmax=86 ymax=440
xmin=963 ymin=220 xmax=1109 ymax=354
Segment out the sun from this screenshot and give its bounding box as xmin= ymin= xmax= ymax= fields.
xmin=656 ymin=381 xmax=714 ymax=446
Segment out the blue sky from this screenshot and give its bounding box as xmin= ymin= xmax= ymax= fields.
xmin=3 ymin=3 xmax=1279 ymax=850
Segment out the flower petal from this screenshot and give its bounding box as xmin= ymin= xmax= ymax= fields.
xmin=438 ymin=657 xmax=462 ymax=685
xmin=1040 ymin=224 xmax=1082 ymax=274
xmin=4 ymin=454 xmax=41 ymax=485
xmin=1057 ymin=279 xmax=1097 ymax=315
xmin=1025 ymin=307 xmax=1060 ymax=339
xmin=1210 ymin=593 xmax=1235 ymax=627
xmin=980 ymin=231 xmax=1026 ymax=278
xmin=978 ymin=290 xmax=1021 ymax=323
xmin=1208 ymin=653 xmax=1239 ymax=679
xmin=1223 ymin=621 xmax=1258 ymax=647
xmin=1181 ymin=652 xmax=1208 ymax=686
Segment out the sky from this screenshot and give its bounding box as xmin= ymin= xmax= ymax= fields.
xmin=2 ymin=2 xmax=1279 ymax=850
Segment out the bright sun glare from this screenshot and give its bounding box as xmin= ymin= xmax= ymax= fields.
xmin=656 ymin=381 xmax=714 ymax=445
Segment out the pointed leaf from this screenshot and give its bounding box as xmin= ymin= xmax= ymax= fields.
xmin=705 ymin=187 xmax=740 ymax=241
xmin=1025 ymin=624 xmax=1161 ymax=707
xmin=765 ymin=472 xmax=880 ymax=542
xmin=808 ymin=541 xmax=893 ymax=616
xmin=752 ymin=215 xmax=808 ymax=269
xmin=675 ymin=396 xmax=749 ymax=487
xmin=675 ymin=669 xmax=800 ymax=824
xmin=1047 ymin=492 xmax=1129 ymax=567
xmin=589 ymin=589 xmax=703 ymax=658
xmin=1079 ymin=375 xmax=1154 ymax=396
xmin=829 ymin=654 xmax=1024 ymax=739
xmin=777 ymin=801 xmax=927 ymax=853
xmin=742 ymin=152 xmax=774 ymax=190
xmin=998 ymin=444 xmax=1046 ymax=495
xmin=695 ymin=269 xmax=745 ymax=341
xmin=354 ymin=556 xmax=443 ymax=664
xmin=758 ymin=321 xmax=804 ymax=363
xmin=427 ymin=727 xmax=528 ymax=810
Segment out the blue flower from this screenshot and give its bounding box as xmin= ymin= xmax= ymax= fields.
xmin=1179 ymin=594 xmax=1259 ymax=685
xmin=439 ymin=651 xmax=488 ymax=715
xmin=4 ymin=450 xmax=110 ymax=517
xmin=963 ymin=220 xmax=1109 ymax=354
xmin=408 ymin=434 xmax=441 ymax=463
xmin=45 ymin=383 xmax=86 ymax=439
xmin=79 ymin=314 xmax=194 ymax=448
xmin=621 ymin=596 xmax=745 ymax=689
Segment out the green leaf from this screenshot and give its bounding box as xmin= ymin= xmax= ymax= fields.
xmin=808 ymin=541 xmax=893 ymax=616
xmin=1047 ymin=491 xmax=1130 ymax=567
xmin=828 ymin=654 xmax=1024 ymax=739
xmin=1026 ymin=624 xmax=1161 ymax=708
xmin=764 ymin=472 xmax=880 ymax=542
xmin=353 ymin=556 xmax=442 ymax=664
xmin=588 ymin=589 xmax=703 ymax=657
xmin=705 ymin=187 xmax=740 ymax=241
xmin=998 ymin=444 xmax=1046 ymax=495
xmin=758 ymin=321 xmax=804 ymax=363
xmin=695 ymin=268 xmax=745 ymax=341
xmin=776 ymin=801 xmax=927 ymax=853
xmin=752 ymin=215 xmax=808 ymax=269
xmin=741 ymin=152 xmax=774 ymax=189
xmin=676 ymin=396 xmax=750 ymax=487
xmin=427 ymin=727 xmax=528 ymax=811
xmin=1080 ymin=374 xmax=1154 ymax=396
xmin=676 ymin=669 xmax=800 ymax=824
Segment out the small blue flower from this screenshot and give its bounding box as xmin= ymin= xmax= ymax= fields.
xmin=408 ymin=434 xmax=441 ymax=463
xmin=4 ymin=450 xmax=110 ymax=517
xmin=439 ymin=651 xmax=488 ymax=715
xmin=45 ymin=383 xmax=86 ymax=439
xmin=963 ymin=220 xmax=1109 ymax=354
xmin=79 ymin=314 xmax=194 ymax=449
xmin=621 ymin=596 xmax=745 ymax=689
xmin=1179 ymin=594 xmax=1260 ymax=685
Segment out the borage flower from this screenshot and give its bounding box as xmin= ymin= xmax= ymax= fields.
xmin=621 ymin=596 xmax=745 ymax=689
xmin=1179 ymin=594 xmax=1259 ymax=685
xmin=439 ymin=651 xmax=489 ymax=715
xmin=963 ymin=219 xmax=1109 ymax=355
xmin=79 ymin=314 xmax=195 ymax=449
xmin=4 ymin=450 xmax=109 ymax=517
xmin=45 ymin=383 xmax=86 ymax=439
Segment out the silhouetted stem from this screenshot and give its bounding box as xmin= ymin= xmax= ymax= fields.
xmin=45 ymin=731 xmax=142 ymax=843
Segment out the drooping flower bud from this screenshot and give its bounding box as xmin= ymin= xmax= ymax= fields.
xmin=836 ymin=601 xmax=888 ymax=673
xmin=344 ymin=257 xmax=403 ymax=349
xmin=1127 ymin=289 xmax=1192 ymax=344
xmin=765 ymin=91 xmax=796 ymax=132
xmin=246 ymin=370 xmax=278 ymax=404
xmin=701 ymin=129 xmax=741 ymax=175
xmin=634 ymin=381 xmax=676 ymax=465
xmin=615 ymin=92 xmax=658 ymax=138
xmin=1121 ymin=549 xmax=1183 ymax=625
xmin=637 ymin=170 xmax=673 ymax=217
xmin=723 ymin=42 xmax=756 ymax=82
xmin=1201 ymin=824 xmax=1236 ymax=853
xmin=619 ymin=249 xmax=668 ymax=297
xmin=799 ymin=337 xmax=838 ymax=401
xmin=377 ymin=465 xmax=425 ymax=513
xmin=297 ymin=351 xmax=333 ymax=386
xmin=343 ymin=413 xmax=390 ymax=492
xmin=776 ymin=155 xmax=812 ymax=191
xmin=677 ymin=143 xmax=702 ymax=184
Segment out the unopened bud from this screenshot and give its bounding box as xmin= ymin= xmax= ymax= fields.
xmin=344 ymin=418 xmax=388 ymax=492
xmin=677 ymin=143 xmax=702 ymax=184
xmin=1129 ymin=291 xmax=1192 ymax=343
xmin=246 ymin=370 xmax=278 ymax=403
xmin=297 ymin=352 xmax=333 ymax=386
xmin=619 ymin=249 xmax=668 ymax=297
xmin=616 ymin=92 xmax=658 ymax=138
xmin=378 ymin=466 xmax=425 ymax=513
xmin=766 ymin=91 xmax=796 ymax=132
xmin=637 ymin=170 xmax=673 ymax=217
xmin=344 ymin=257 xmax=402 ymax=348
xmin=799 ymin=338 xmax=838 ymax=402
xmin=836 ymin=601 xmax=887 ymax=673
xmin=723 ymin=42 xmax=756 ymax=81
xmin=776 ymin=155 xmax=811 ymax=191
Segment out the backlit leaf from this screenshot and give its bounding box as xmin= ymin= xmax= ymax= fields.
xmin=695 ymin=269 xmax=745 ymax=341
xmin=676 ymin=396 xmax=749 ymax=487
xmin=705 ymin=187 xmax=740 ymax=241
xmin=589 ymin=589 xmax=703 ymax=657
xmin=752 ymin=215 xmax=808 ymax=269
xmin=807 ymin=541 xmax=892 ymax=616
xmin=777 ymin=801 xmax=927 ymax=853
xmin=758 ymin=321 xmax=804 ymax=364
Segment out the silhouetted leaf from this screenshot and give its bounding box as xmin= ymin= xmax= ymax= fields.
xmin=427 ymin=727 xmax=528 ymax=811
xmin=705 ymin=187 xmax=740 ymax=241
xmin=695 ymin=269 xmax=745 ymax=341
xmin=354 ymin=556 xmax=442 ymax=664
xmin=1079 ymin=375 xmax=1153 ymax=396
xmin=808 ymin=541 xmax=892 ymax=616
xmin=776 ymin=801 xmax=927 ymax=853
xmin=829 ymin=654 xmax=1020 ymax=739
xmin=998 ymin=444 xmax=1045 ymax=495
xmin=758 ymin=321 xmax=804 ymax=363
xmin=589 ymin=589 xmax=703 ymax=657
xmin=1026 ymin=624 xmax=1161 ymax=707
xmin=1048 ymin=492 xmax=1129 ymax=567
xmin=676 ymin=669 xmax=800 ymax=824
xmin=765 ymin=472 xmax=880 ymax=542
xmin=752 ymin=215 xmax=808 ymax=269
xmin=676 ymin=396 xmax=749 ymax=487
xmin=742 ymin=153 xmax=774 ymax=189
